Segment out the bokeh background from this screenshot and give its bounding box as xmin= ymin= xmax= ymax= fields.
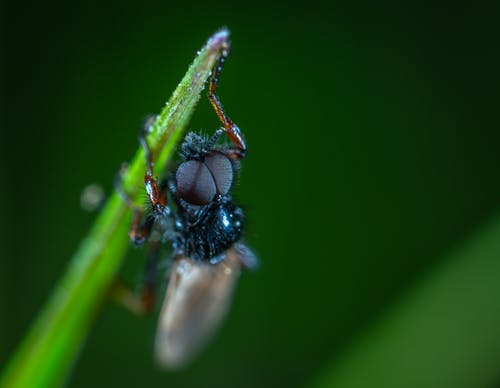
xmin=3 ymin=1 xmax=500 ymax=387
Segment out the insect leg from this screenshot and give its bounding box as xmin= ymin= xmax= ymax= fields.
xmin=111 ymin=240 xmax=160 ymax=315
xmin=139 ymin=238 xmax=160 ymax=312
xmin=208 ymin=45 xmax=246 ymax=159
xmin=139 ymin=130 xmax=169 ymax=215
xmin=114 ymin=169 xmax=154 ymax=245
xmin=115 ymin=118 xmax=169 ymax=245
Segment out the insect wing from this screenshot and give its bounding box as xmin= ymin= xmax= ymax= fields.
xmin=155 ymin=246 xmax=245 ymax=369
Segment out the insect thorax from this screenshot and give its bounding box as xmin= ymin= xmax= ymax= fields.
xmin=174 ymin=195 xmax=244 ymax=262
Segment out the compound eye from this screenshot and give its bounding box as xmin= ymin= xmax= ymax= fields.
xmin=176 ymin=161 xmax=216 ymax=205
xmin=204 ymin=153 xmax=233 ymax=195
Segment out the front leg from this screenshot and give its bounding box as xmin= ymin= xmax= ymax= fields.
xmin=208 ymin=44 xmax=247 ymax=159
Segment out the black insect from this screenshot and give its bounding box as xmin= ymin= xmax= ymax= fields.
xmin=117 ymin=37 xmax=256 ymax=369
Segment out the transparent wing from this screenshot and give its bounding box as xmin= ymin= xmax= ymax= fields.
xmin=154 ymin=243 xmax=256 ymax=369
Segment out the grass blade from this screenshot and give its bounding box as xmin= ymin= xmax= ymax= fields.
xmin=0 ymin=28 xmax=230 ymax=388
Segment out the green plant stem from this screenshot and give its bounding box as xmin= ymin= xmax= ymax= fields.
xmin=0 ymin=29 xmax=230 ymax=388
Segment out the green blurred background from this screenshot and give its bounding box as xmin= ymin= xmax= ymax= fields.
xmin=3 ymin=1 xmax=500 ymax=387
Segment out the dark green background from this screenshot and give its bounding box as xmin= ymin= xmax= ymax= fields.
xmin=3 ymin=1 xmax=500 ymax=387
